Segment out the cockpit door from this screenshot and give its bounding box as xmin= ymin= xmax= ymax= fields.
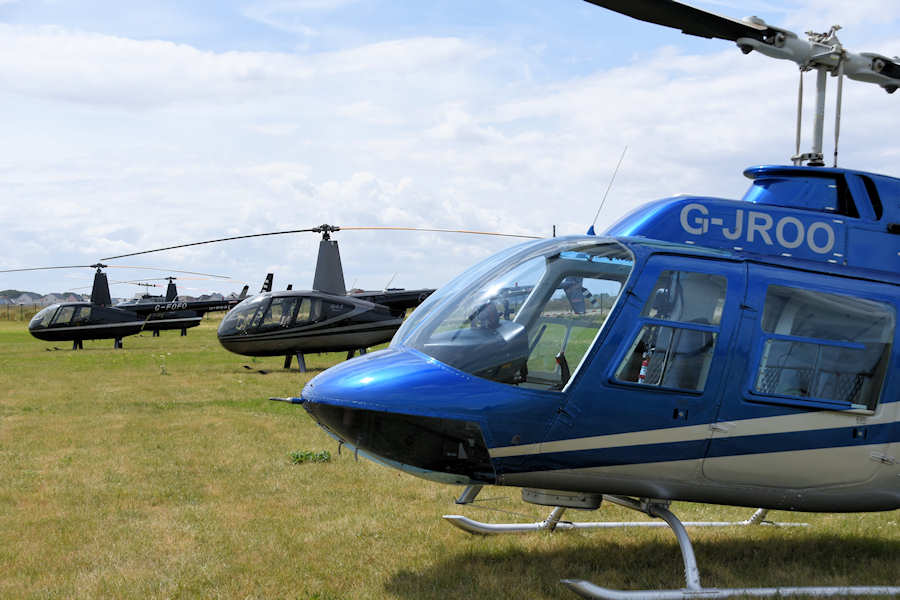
xmin=538 ymin=254 xmax=744 ymax=488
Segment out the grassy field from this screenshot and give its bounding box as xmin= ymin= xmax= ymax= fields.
xmin=0 ymin=317 xmax=897 ymax=599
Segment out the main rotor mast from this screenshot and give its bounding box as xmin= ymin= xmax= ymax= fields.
xmin=737 ymin=21 xmax=897 ymax=167
xmin=585 ymin=0 xmax=900 ymax=167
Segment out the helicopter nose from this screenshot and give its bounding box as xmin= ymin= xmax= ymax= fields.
xmin=28 ymin=326 xmax=50 ymax=340
xmin=301 ymin=348 xmax=497 ymax=485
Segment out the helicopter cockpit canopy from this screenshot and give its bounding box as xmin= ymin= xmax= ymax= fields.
xmin=393 ymin=237 xmax=634 ymax=391
xmin=218 ymin=292 xmax=355 ymax=336
xmin=29 ymin=303 xmax=93 ymax=330
xmin=218 ymin=295 xmax=267 ymax=335
xmin=29 ymin=304 xmax=60 ymax=329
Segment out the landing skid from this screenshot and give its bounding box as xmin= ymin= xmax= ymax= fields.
xmin=444 ymin=503 xmax=804 ymax=536
xmin=445 ymin=495 xmax=898 ymax=598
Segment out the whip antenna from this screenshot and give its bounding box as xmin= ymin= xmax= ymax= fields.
xmin=591 ymin=145 xmax=628 ymax=233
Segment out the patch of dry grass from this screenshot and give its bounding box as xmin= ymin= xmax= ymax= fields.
xmin=0 ymin=318 xmax=897 ymax=599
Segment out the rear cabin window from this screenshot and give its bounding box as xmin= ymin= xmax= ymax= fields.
xmin=72 ymin=306 xmax=91 ymax=324
xmin=296 ymin=298 xmax=316 ymax=324
xmin=323 ymin=301 xmax=352 ymax=319
xmin=753 ymin=286 xmax=895 ymax=411
xmin=292 ymin=299 xmax=350 ymax=325
xmin=615 ymin=271 xmax=726 ymax=391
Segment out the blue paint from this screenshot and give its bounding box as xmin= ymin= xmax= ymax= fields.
xmin=607 ymin=165 xmax=900 ymax=276
xmin=301 ymin=165 xmax=900 ymax=504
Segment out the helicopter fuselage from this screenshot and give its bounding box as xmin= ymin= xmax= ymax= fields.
xmin=300 ymin=165 xmax=900 ymax=513
xmin=217 ymin=289 xmax=433 ymax=356
xmin=28 ymin=297 xmax=242 ymax=343
xmin=29 ymin=302 xmax=148 ymax=342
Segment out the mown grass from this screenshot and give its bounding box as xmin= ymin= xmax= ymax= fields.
xmin=0 ymin=318 xmax=897 ymax=599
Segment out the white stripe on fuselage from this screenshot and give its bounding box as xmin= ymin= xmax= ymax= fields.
xmin=41 ymin=317 xmax=200 ymax=333
xmin=143 ymin=317 xmax=201 ymax=325
xmin=43 ymin=321 xmax=147 ymax=331
xmin=488 ymin=407 xmax=897 ymax=458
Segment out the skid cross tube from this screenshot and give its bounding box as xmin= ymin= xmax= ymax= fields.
xmin=443 ymin=499 xmax=807 ymax=536
xmin=558 ymin=496 xmax=900 ymax=600
xmin=443 ymin=494 xmax=895 ymax=597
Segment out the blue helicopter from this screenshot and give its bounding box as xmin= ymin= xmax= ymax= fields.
xmin=293 ymin=1 xmax=900 ymax=598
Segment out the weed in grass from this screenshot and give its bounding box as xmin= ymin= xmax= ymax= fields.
xmin=289 ymin=449 xmax=332 ymax=464
xmin=158 ymin=352 xmax=171 ymax=375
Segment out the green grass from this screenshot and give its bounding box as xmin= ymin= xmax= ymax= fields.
xmin=0 ymin=318 xmax=897 ymax=599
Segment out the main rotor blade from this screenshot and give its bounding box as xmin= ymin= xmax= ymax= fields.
xmin=101 ymin=225 xmax=541 ymax=261
xmin=0 ymin=264 xmax=230 ymax=278
xmin=583 ymin=0 xmax=771 ymax=42
xmin=0 ymin=265 xmax=94 ymax=273
xmin=586 ymin=0 xmax=900 ymax=93
xmin=109 ymin=276 xmax=236 ymax=285
xmin=101 ymin=228 xmax=319 ymax=260
xmin=69 ymin=280 xmax=165 ymax=291
xmin=340 ymin=226 xmax=542 ymax=239
xmin=105 ymin=265 xmax=232 ymax=278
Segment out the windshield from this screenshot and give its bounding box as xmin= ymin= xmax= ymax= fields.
xmin=218 ymin=294 xmax=269 ymax=335
xmin=397 ymin=237 xmax=633 ymax=390
xmin=30 ymin=304 xmax=60 ymax=329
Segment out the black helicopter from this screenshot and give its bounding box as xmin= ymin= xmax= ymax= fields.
xmin=115 ymin=276 xmax=252 ymax=338
xmin=102 ymin=225 xmax=536 ymax=370
xmin=6 ymin=263 xmax=249 ymax=349
xmin=286 ymin=2 xmax=900 ymax=598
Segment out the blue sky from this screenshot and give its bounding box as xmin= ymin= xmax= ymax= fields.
xmin=2 ymin=0 xmax=899 ymax=295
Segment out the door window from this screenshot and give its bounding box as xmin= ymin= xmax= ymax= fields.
xmin=753 ymin=285 xmax=894 ymax=410
xmin=51 ymin=306 xmax=76 ymax=326
xmin=258 ymin=297 xmax=298 ymax=329
xmin=295 ymin=298 xmax=323 ymax=325
xmin=615 ymin=271 xmax=727 ymax=391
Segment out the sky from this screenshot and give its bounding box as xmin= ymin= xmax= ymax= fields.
xmin=2 ymin=0 xmax=899 ymax=297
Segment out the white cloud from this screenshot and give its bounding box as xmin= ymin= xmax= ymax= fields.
xmin=0 ymin=25 xmax=310 ymax=107
xmin=246 ymin=122 xmax=302 ymax=136
xmin=1 ymin=8 xmax=898 ymax=295
xmin=0 ymin=25 xmax=487 ymax=110
xmin=784 ymin=0 xmax=900 ymax=28
xmin=241 ymin=0 xmax=364 ymax=35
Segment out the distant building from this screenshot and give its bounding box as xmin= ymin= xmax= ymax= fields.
xmin=14 ymin=293 xmax=41 ymax=304
xmin=40 ymin=294 xmax=63 ymax=305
